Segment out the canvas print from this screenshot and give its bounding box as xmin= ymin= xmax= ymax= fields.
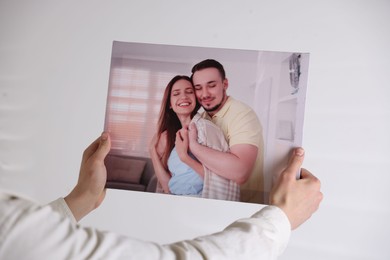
xmin=104 ymin=41 xmax=309 ymax=205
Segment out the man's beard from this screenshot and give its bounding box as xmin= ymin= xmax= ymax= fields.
xmin=203 ymin=92 xmax=226 ymax=113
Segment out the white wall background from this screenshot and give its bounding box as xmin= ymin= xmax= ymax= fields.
xmin=1 ymin=1 xmax=389 ymax=259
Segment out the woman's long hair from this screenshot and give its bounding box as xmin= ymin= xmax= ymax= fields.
xmin=156 ymin=75 xmax=200 ymax=169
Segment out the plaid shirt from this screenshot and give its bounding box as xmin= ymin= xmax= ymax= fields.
xmin=192 ymin=113 xmax=240 ymax=201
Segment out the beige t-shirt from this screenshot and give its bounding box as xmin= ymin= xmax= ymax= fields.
xmin=203 ymin=96 xmax=265 ymax=203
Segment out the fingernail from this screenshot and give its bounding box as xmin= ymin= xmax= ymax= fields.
xmin=295 ymin=148 xmax=305 ymax=156
xmin=101 ymin=132 xmax=108 ymax=141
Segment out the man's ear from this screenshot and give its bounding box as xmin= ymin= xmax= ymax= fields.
xmin=223 ymin=78 xmax=229 ymax=91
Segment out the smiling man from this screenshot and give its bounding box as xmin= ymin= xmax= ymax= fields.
xmin=189 ymin=59 xmax=265 ymax=203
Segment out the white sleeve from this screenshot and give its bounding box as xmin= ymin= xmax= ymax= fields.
xmin=48 ymin=198 xmax=77 ymax=224
xmin=174 ymin=206 xmax=291 ymax=259
xmin=0 ymin=195 xmax=290 ymax=260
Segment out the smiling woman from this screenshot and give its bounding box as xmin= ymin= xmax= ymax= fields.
xmin=150 ymin=75 xmax=203 ymax=195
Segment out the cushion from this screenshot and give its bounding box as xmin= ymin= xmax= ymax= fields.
xmin=107 ymin=156 xmax=147 ymax=184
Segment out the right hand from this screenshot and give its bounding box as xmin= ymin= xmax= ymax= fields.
xmin=269 ymin=148 xmax=323 ymax=230
xmin=175 ymin=127 xmax=189 ymax=161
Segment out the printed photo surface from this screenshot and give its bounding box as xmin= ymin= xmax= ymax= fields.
xmin=104 ymin=41 xmax=309 ymax=205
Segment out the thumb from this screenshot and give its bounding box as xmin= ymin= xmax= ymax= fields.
xmin=283 ymin=147 xmax=305 ymax=180
xmin=93 ymin=132 xmax=111 ymax=161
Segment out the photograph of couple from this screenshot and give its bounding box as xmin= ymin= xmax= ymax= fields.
xmin=104 ymin=41 xmax=309 ymax=205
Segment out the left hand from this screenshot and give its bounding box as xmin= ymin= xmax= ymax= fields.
xmin=175 ymin=127 xmax=189 ymax=161
xmin=64 ymin=132 xmax=111 ymax=222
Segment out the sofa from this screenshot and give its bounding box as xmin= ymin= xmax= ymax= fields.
xmin=105 ymin=154 xmax=157 ymax=193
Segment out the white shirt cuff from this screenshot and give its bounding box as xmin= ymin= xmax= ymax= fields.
xmin=48 ymin=198 xmax=77 ymax=225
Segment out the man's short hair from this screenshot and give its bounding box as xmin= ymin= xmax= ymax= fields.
xmin=191 ymin=59 xmax=226 ymax=81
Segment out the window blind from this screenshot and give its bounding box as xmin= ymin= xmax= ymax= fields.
xmin=105 ymin=65 xmax=180 ymax=157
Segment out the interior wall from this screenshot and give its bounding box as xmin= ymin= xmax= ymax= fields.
xmin=1 ymin=1 xmax=389 ymax=259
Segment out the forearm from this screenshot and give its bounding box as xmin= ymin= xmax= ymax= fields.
xmin=150 ymin=148 xmax=171 ymax=193
xmin=1 ymin=196 xmax=169 ymax=259
xmin=166 ymin=205 xmax=291 ymax=259
xmin=179 ymin=154 xmax=205 ymax=178
xmin=62 ymin=187 xmax=103 ymax=223
xmin=190 ymin=142 xmax=254 ymax=184
xmin=62 ymin=194 xmax=88 ymax=223
xmin=1 ymin=195 xmax=290 ymax=260
xmin=56 ymin=201 xmax=291 ymax=259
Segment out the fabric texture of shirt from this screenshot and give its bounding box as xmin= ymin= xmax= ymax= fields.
xmin=202 ymin=96 xmax=265 ymax=203
xmin=192 ymin=113 xmax=240 ymax=201
xmin=167 ymin=147 xmax=203 ymax=195
xmin=0 ymin=191 xmax=291 ymax=260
